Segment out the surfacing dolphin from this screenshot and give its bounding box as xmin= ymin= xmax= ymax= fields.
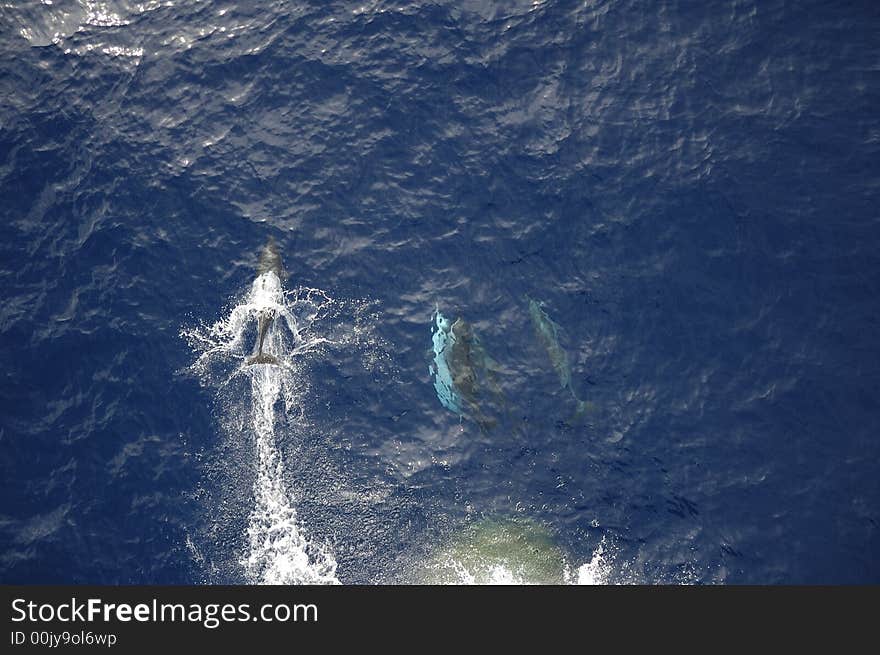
xmin=247 ymin=238 xmax=283 ymax=366
xmin=257 ymin=235 xmax=283 ymax=277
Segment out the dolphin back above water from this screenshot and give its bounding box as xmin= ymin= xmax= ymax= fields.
xmin=257 ymin=236 xmax=283 ymax=278
xmin=247 ymin=308 xmax=279 ymax=365
xmin=246 ymin=238 xmax=284 ymax=366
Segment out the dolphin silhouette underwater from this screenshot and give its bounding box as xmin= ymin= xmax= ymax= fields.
xmin=246 ymin=238 xmax=284 ymax=366
xmin=526 ymin=296 xmax=591 ymax=419
xmin=429 ymin=308 xmax=507 ymax=429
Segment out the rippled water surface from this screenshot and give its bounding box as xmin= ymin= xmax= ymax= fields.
xmin=1 ymin=0 xmax=879 ymax=584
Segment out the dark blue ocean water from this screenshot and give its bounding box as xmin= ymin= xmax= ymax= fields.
xmin=1 ymin=0 xmax=879 ymax=584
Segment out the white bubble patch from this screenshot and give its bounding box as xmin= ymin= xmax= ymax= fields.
xmin=182 ymin=269 xmax=370 ymax=585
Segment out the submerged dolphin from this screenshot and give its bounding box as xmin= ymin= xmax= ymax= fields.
xmin=430 ymin=310 xmax=461 ymax=413
xmin=430 ymin=309 xmax=506 ymax=429
xmin=527 ymin=297 xmax=589 ymax=418
xmin=447 ymin=318 xmax=505 ymax=407
xmin=246 ymin=238 xmax=283 ymax=366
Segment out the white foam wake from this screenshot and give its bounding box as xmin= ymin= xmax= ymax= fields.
xmin=242 ymin=364 xmax=338 ymax=584
xmin=183 ymin=271 xmax=340 ymax=585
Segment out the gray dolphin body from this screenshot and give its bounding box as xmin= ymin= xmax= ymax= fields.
xmin=430 ymin=310 xmax=507 ymax=431
xmin=248 ymin=309 xmax=279 ymax=365
xmin=527 ymin=297 xmax=590 ymax=418
xmin=257 ymin=236 xmax=283 ymax=277
xmin=246 ymin=238 xmax=283 ymax=366
xmin=448 ymin=318 xmax=505 ymax=410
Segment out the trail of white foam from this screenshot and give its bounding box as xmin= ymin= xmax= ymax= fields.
xmin=184 ymin=271 xmax=340 ymax=585
xmin=241 ymin=365 xmax=338 ymax=584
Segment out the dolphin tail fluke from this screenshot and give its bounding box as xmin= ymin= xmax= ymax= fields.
xmin=246 ymin=353 xmax=280 ymax=366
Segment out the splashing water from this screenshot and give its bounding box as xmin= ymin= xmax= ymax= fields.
xmin=434 ymin=539 xmax=616 ymax=586
xmin=570 ymin=539 xmax=613 ymax=585
xmin=431 ymin=543 xmax=617 ymax=586
xmin=416 ymin=517 xmax=622 ymax=585
xmin=242 ymin=364 xmax=338 ymax=584
xmin=182 ymin=270 xmax=342 ymax=585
